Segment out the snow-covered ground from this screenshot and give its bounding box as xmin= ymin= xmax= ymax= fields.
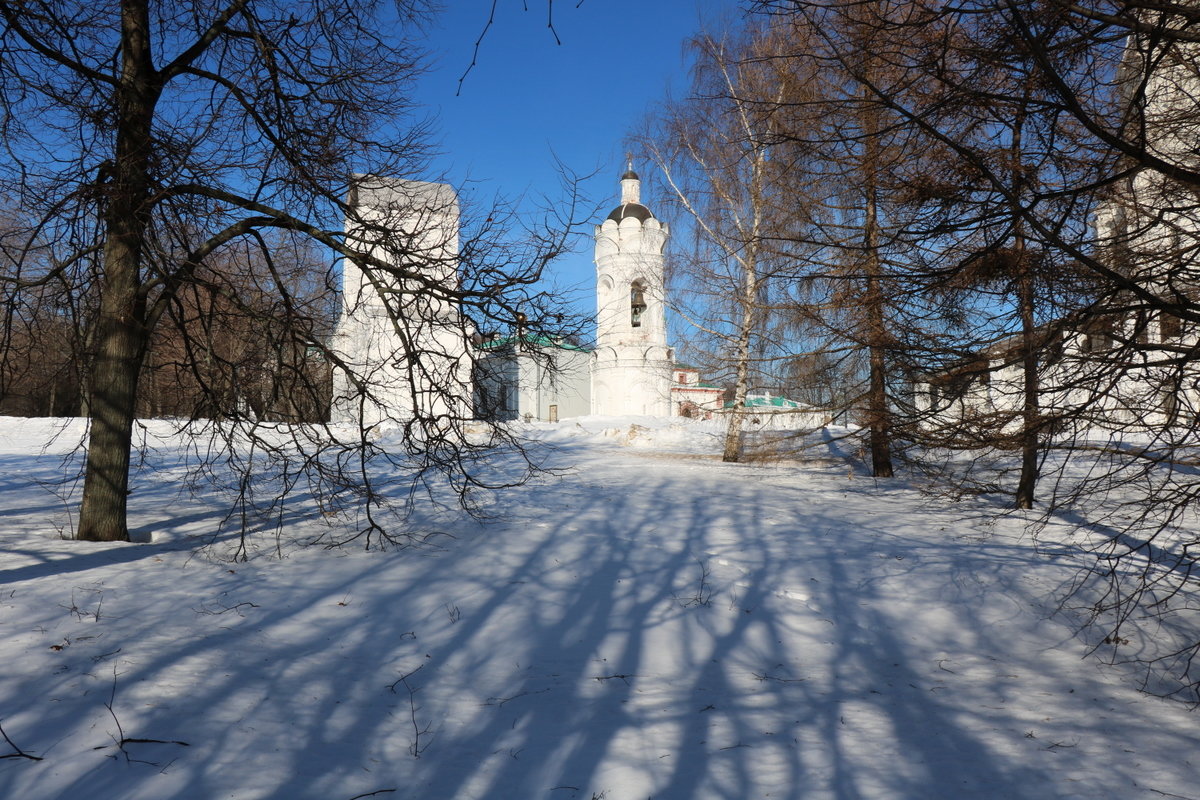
xmin=0 ymin=416 xmax=1197 ymax=800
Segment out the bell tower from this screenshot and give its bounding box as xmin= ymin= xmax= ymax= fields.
xmin=592 ymin=163 xmax=673 ymax=416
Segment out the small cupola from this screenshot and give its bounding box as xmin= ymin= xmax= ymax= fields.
xmin=608 ymin=158 xmax=654 ymax=222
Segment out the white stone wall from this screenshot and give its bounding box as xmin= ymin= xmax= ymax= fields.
xmin=331 ymin=177 xmax=472 ymax=428
xmin=475 ymin=343 xmax=592 ymax=422
xmin=914 ymin=320 xmax=1200 ymax=434
xmin=1097 ymin=30 xmax=1200 ymax=294
xmin=520 ymin=347 xmax=591 ymax=421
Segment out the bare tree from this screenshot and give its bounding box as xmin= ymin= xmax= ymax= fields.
xmin=752 ymin=0 xmax=1200 ymax=698
xmin=0 ymin=1 xmax=584 ymax=546
xmin=759 ymin=4 xmax=956 ymax=478
xmin=893 ymin=10 xmax=1101 ymax=510
xmin=646 ymin=8 xmax=968 ymax=474
xmin=641 ymin=26 xmax=806 ymax=462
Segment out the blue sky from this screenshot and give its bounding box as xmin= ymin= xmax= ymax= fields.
xmin=412 ymin=1 xmax=737 ymax=313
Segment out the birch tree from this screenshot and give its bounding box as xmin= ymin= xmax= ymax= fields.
xmin=642 ymin=27 xmax=803 ymax=462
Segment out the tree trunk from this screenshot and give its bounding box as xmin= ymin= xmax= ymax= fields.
xmin=863 ymin=139 xmax=893 ymax=479
xmin=77 ymin=266 xmax=148 ymax=541
xmin=1015 ymin=260 xmax=1038 ymax=509
xmin=1011 ymin=90 xmax=1038 ymax=510
xmin=867 ymin=331 xmax=893 ymax=477
xmin=722 ymin=408 xmax=745 ymax=463
xmin=723 ymin=249 xmax=760 ymax=463
xmin=76 ymin=0 xmax=158 ymax=542
xmin=723 ymin=330 xmax=750 ymax=462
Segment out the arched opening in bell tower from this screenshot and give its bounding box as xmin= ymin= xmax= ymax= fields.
xmin=630 ymin=280 xmax=647 ymax=328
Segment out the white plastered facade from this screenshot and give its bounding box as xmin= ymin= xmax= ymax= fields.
xmin=331 ymin=177 xmax=472 ymax=428
xmin=591 ymin=171 xmax=674 ymax=417
xmin=914 ymin=26 xmax=1200 ymax=433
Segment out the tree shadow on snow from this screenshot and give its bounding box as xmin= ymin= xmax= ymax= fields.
xmin=0 ymin=437 xmax=1191 ymax=800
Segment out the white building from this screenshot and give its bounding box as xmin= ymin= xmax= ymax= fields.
xmin=330 ymin=177 xmax=473 ymax=428
xmin=914 ymin=317 xmax=1200 ymax=434
xmin=670 ymin=364 xmax=725 ymax=418
xmin=474 ymin=168 xmax=736 ymax=423
xmin=475 ymin=334 xmax=591 ymax=422
xmin=916 ymin=28 xmax=1200 ymax=435
xmin=591 ymin=166 xmax=675 ymax=416
xmin=329 ymin=169 xmax=734 ymax=427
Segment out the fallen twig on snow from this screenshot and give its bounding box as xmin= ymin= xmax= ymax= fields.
xmin=0 ymin=720 xmax=42 ymax=761
xmin=389 ymin=663 xmax=431 ymax=758
xmin=98 ymin=667 xmax=189 ymax=765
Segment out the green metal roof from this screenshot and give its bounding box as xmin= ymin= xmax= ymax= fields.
xmin=724 ymin=395 xmax=803 ymax=410
xmin=478 ymin=334 xmax=591 ymax=352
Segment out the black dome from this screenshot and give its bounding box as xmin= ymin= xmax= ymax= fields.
xmin=621 ymin=168 xmax=639 ymax=180
xmin=607 ymin=202 xmax=654 ymax=222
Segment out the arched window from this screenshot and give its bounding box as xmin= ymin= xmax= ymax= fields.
xmin=630 ymin=281 xmax=647 ymax=328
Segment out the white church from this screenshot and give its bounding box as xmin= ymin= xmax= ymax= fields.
xmin=332 ymin=167 xmax=724 ymax=425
